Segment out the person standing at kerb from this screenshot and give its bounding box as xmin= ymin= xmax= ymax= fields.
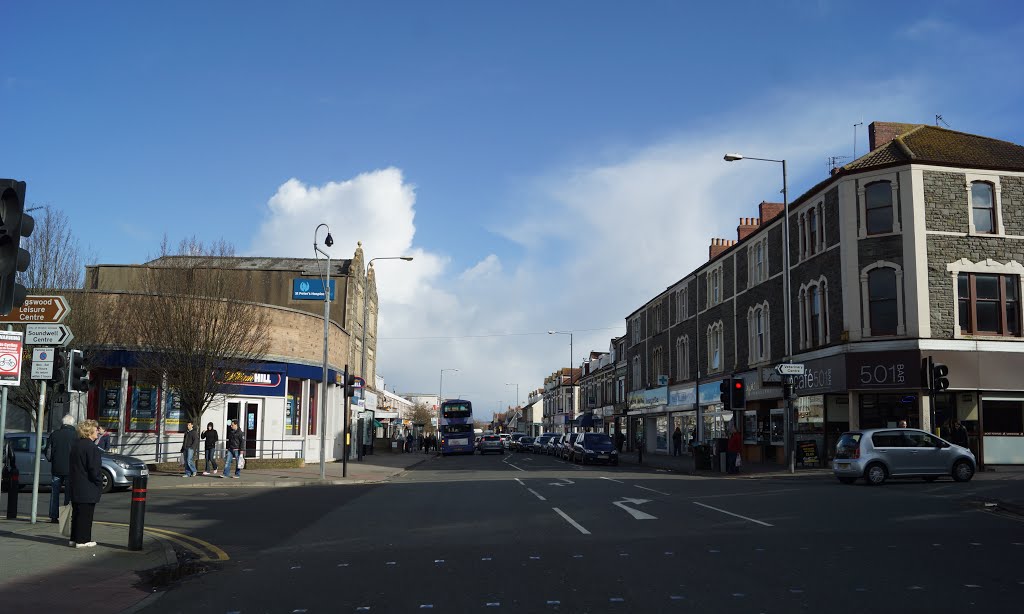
xmin=222 ymin=420 xmax=244 ymax=478
xmin=201 ymin=422 xmax=219 ymax=475
xmin=45 ymin=414 xmax=77 ymax=523
xmin=68 ymin=420 xmax=104 ymax=548
xmin=181 ymin=421 xmax=199 ymax=477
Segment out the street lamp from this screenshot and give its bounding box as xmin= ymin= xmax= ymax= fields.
xmin=313 ymin=224 xmax=334 ymax=480
xmin=359 ymin=255 xmax=414 ymax=384
xmin=548 ymin=330 xmax=573 ymax=433
xmin=723 ymin=153 xmax=794 ymax=471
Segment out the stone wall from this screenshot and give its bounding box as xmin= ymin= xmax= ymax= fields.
xmin=924 ymin=170 xmax=968 ymax=232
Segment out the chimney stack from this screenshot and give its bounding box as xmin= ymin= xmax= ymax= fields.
xmin=709 ymin=238 xmax=737 ymax=260
xmin=868 ymin=121 xmax=924 ymax=151
xmin=737 ymin=216 xmax=760 ymax=241
xmin=758 ymin=201 xmax=784 ymax=224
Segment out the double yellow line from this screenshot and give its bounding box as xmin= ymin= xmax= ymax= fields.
xmin=95 ymin=521 xmax=230 ymax=562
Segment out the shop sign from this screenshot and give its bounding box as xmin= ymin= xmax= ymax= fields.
xmin=217 ymin=369 xmax=286 ymax=396
xmin=668 ymin=384 xmax=696 ymax=407
xmin=741 ymin=369 xmax=781 ymax=401
xmin=628 ymin=386 xmax=667 ymax=410
xmin=846 ymin=350 xmax=921 ymax=389
xmin=791 ymin=354 xmax=847 ymax=394
xmin=292 ymin=278 xmax=335 ymax=301
xmin=698 ymin=380 xmax=723 ymax=405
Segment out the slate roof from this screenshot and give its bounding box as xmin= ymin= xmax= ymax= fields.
xmin=845 ymin=124 xmax=1024 ymax=172
xmin=144 ymin=256 xmax=352 ymax=276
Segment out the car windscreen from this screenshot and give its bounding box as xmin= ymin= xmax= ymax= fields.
xmin=521 ymin=438 xmax=534 ymax=444
xmin=583 ymin=433 xmax=613 ymax=447
xmin=441 ymin=403 xmax=472 ymax=419
xmin=536 ymin=437 xmax=549 ymax=444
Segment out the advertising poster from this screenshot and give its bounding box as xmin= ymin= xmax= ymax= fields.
xmin=0 ymin=330 xmax=24 ymax=386
xmin=99 ymin=379 xmax=121 ymax=431
xmin=130 ymin=382 xmax=159 ymax=431
xmin=165 ymin=390 xmax=187 ymax=433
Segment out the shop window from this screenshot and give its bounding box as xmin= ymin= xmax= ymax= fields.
xmin=286 ymin=379 xmax=302 ymax=436
xmin=957 ymin=273 xmax=1021 ymax=336
xmin=163 ymin=389 xmax=187 ymax=433
xmin=864 ymin=181 xmax=894 ymax=235
xmin=859 ymin=393 xmax=917 ymax=429
xmin=982 ymin=400 xmax=1024 ymax=435
xmin=96 ymin=373 xmax=123 ymax=433
xmin=128 ymin=381 xmax=160 ymax=432
xmin=308 ymin=381 xmax=318 ymax=436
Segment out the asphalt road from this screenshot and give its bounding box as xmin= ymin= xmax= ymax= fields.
xmin=94 ymin=450 xmax=1024 ymax=613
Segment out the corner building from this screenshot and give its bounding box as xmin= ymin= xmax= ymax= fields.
xmin=625 ymin=122 xmax=1024 ymax=467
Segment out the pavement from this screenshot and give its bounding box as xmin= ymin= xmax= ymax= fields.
xmin=0 ymin=516 xmax=176 ymax=612
xmin=615 ymin=449 xmax=833 ymax=478
xmin=145 ymin=449 xmax=432 ymax=489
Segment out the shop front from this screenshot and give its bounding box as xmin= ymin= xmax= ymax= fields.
xmin=627 ymin=386 xmax=668 ymax=454
xmin=737 ymin=369 xmax=782 ymax=463
xmin=792 ymin=354 xmax=848 ymax=465
xmin=668 ymin=384 xmax=697 ymax=455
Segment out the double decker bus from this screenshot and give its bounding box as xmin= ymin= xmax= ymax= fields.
xmin=439 ymin=399 xmax=475 ymax=455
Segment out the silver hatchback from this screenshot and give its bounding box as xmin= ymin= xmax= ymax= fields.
xmin=832 ymin=428 xmax=976 ymax=485
xmin=477 ymin=435 xmax=504 ymax=455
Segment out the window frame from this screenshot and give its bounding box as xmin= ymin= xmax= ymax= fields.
xmin=706 ymin=321 xmax=724 ymax=374
xmin=747 ymin=302 xmax=771 ymax=364
xmin=631 ymin=356 xmax=641 ymax=391
xmin=675 ymin=335 xmax=690 ymax=380
xmin=956 ymin=272 xmax=1021 ymax=337
xmin=860 ymin=261 xmax=905 ymax=338
xmin=857 ymin=175 xmax=902 ymax=239
xmin=864 ymin=180 xmax=895 ymax=236
xmin=965 ymin=175 xmax=1005 ymax=237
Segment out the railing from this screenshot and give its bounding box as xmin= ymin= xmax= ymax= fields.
xmin=106 ymin=437 xmax=307 ymax=463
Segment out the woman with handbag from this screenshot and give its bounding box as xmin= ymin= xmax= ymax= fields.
xmin=68 ymin=419 xmax=104 ymax=548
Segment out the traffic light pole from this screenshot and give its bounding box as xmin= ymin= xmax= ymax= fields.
xmin=0 ymin=324 xmax=12 ymax=455
xmin=30 ymin=381 xmax=47 ymax=523
xmin=785 ymin=375 xmax=795 ymax=475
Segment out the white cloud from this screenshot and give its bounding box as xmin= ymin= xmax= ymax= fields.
xmin=250 ymin=81 xmax=933 ymax=418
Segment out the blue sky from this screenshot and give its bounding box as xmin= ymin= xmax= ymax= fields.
xmin=5 ymin=1 xmax=1024 ymax=414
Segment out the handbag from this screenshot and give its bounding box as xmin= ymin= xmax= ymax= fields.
xmin=237 ymin=454 xmax=245 ymax=469
xmin=59 ymin=503 xmax=73 ymax=537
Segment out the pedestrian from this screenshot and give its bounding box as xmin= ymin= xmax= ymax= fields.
xmin=95 ymin=425 xmax=111 ymax=451
xmin=68 ymin=419 xmax=103 ymax=548
xmin=180 ymin=421 xmax=199 ymax=477
xmin=44 ymin=414 xmax=77 ymax=524
xmin=222 ymin=420 xmax=244 ymax=478
xmin=898 ymin=419 xmax=908 ymax=428
xmin=405 ymin=432 xmax=413 ymax=453
xmin=614 ymin=430 xmax=625 ymax=453
xmin=416 ymin=433 xmax=424 ymax=452
xmin=201 ymin=422 xmax=219 ymax=475
xmin=949 ymin=419 xmax=970 ymax=448
xmin=727 ymin=428 xmax=743 ymax=474
xmin=672 ymin=427 xmax=683 ymax=457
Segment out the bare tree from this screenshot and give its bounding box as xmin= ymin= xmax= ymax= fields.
xmin=407 ymin=402 xmax=435 ymax=434
xmin=119 ymin=237 xmax=270 ymax=427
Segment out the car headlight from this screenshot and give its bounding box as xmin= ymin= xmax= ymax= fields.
xmin=115 ymin=461 xmax=131 ymax=469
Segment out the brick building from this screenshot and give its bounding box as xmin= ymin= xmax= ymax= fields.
xmin=624 ymin=122 xmax=1024 ymax=466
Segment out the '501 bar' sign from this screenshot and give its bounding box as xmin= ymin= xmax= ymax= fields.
xmin=846 ymin=351 xmax=922 ymax=389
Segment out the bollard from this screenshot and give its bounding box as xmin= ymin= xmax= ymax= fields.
xmin=4 ymin=465 xmax=18 ymax=520
xmin=128 ymin=475 xmax=148 ymax=551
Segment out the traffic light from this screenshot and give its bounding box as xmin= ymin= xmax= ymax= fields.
xmin=932 ymin=361 xmax=949 ymax=393
xmin=345 ymin=373 xmax=357 ymax=398
xmin=719 ymin=378 xmax=732 ymax=410
xmin=0 ymin=179 xmax=35 ymax=315
xmin=53 ymin=349 xmax=69 ymax=390
xmin=731 ymin=378 xmax=746 ymax=410
xmin=69 ymin=349 xmax=89 ymax=392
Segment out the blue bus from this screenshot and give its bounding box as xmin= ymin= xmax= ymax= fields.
xmin=439 ymin=399 xmax=475 ymax=455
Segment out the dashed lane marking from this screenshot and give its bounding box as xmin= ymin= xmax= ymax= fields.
xmin=635 ymin=484 xmax=671 ymax=496
xmin=527 ymin=488 xmax=547 ymax=501
xmin=600 ymin=476 xmax=624 ymax=483
xmin=553 ymin=507 xmax=591 ymax=535
xmin=692 ymin=502 xmax=774 ymax=527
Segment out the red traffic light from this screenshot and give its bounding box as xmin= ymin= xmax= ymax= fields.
xmin=734 ymin=381 xmax=743 ymax=389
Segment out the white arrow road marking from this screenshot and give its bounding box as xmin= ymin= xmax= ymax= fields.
xmin=548 ymin=478 xmax=574 ymax=486
xmin=613 ymin=498 xmax=657 ymax=520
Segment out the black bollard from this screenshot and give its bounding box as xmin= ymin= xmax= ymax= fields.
xmin=128 ymin=475 xmax=147 ymax=551
xmin=4 ymin=465 xmax=18 ymax=520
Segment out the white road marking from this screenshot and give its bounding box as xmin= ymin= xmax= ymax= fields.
xmin=907 ymin=586 xmax=924 ymax=590
xmin=731 ymin=593 xmax=744 ymax=597
xmin=664 ymin=551 xmax=674 ymax=555
xmin=709 ymin=549 xmax=720 ymax=553
xmin=693 ymin=502 xmax=774 ymax=527
xmin=788 ymin=589 xmax=803 ymax=594
xmin=527 ymin=488 xmax=547 ymax=501
xmin=686 ymin=488 xmax=797 ymax=500
xmin=546 ymin=601 xmax=560 ymax=605
xmin=573 ymin=554 xmax=583 ymax=558
xmin=553 ymin=507 xmax=591 ymax=535
xmin=635 ymin=484 xmax=671 ymax=496
xmin=502 ymin=456 xmax=527 ymax=472
xmin=482 ymin=557 xmax=492 ymax=561
xmin=530 ymin=556 xmax=541 ymax=560
xmin=600 ymin=476 xmax=624 ymax=483
xmin=486 ymin=603 xmax=500 ymax=607
xmin=970 ymin=542 xmax=981 ymax=546
xmin=292 ymin=610 xmax=308 ymax=613
xmin=290 ymin=565 xmax=301 ymax=570
xmin=357 ymin=608 xmax=371 ymax=612
xmin=386 ymin=561 xmax=396 ymax=565
xmin=964 ymin=584 xmax=982 ymax=588
xmin=613 ymin=498 xmax=657 ymax=520
xmin=337 ymin=563 xmax=349 ymax=567
xmin=609 ymin=597 xmax=624 ymax=602
xmin=670 ymin=595 xmax=684 ymax=600
xmin=418 ymin=605 xmax=433 ymax=609
xmin=434 ymin=560 xmax=444 ymax=564
xmin=514 ymin=478 xmax=525 ymax=485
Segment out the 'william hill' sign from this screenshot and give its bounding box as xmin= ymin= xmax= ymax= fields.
xmin=217 ymin=370 xmax=286 ymax=397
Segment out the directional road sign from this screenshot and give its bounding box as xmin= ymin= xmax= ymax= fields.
xmin=0 ymin=295 xmax=71 ymax=324
xmin=31 ymin=347 xmax=55 ymax=380
xmin=775 ymin=363 xmax=806 ymax=376
xmin=25 ymin=323 xmax=74 ymax=346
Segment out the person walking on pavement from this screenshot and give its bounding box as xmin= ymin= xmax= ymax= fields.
xmin=727 ymin=428 xmax=743 ymax=474
xmin=949 ymin=419 xmax=970 ymax=448
xmin=614 ymin=430 xmax=625 ymax=453
xmin=68 ymin=419 xmax=103 ymax=548
xmin=222 ymin=420 xmax=244 ymax=478
xmin=405 ymin=432 xmax=413 ymax=453
xmin=44 ymin=414 xmax=77 ymax=523
xmin=95 ymin=425 xmax=112 ymax=451
xmin=181 ymin=421 xmax=199 ymax=477
xmin=201 ymin=422 xmax=219 ymax=475
xmin=672 ymin=427 xmax=683 ymax=457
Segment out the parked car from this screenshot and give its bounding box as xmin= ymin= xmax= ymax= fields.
xmin=518 ymin=436 xmax=535 ymax=452
xmin=832 ymin=428 xmax=976 ymax=485
xmin=573 ymin=432 xmax=618 ymax=465
xmin=560 ymin=433 xmax=580 ymax=459
xmin=509 ymin=433 xmax=525 ymax=450
xmin=477 ymin=434 xmax=504 ymax=455
xmin=498 ymin=434 xmax=511 ymax=449
xmin=545 ymin=435 xmax=563 ymax=455
xmin=532 ymin=435 xmax=552 ymax=453
xmin=3 ymin=432 xmax=149 ymax=493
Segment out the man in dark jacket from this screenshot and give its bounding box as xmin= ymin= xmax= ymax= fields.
xmin=69 ymin=419 xmax=103 ymax=547
xmin=181 ymin=421 xmax=200 ymax=477
xmin=222 ymin=420 xmax=244 ymax=478
xmin=200 ymin=422 xmax=219 ymax=475
xmin=45 ymin=414 xmax=78 ymax=523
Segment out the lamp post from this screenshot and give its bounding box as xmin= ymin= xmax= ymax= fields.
xmin=359 ymin=255 xmax=414 ymax=384
xmin=548 ymin=330 xmax=573 ymax=434
xmin=723 ymin=153 xmax=794 ymax=472
xmin=313 ymin=224 xmax=334 ymax=480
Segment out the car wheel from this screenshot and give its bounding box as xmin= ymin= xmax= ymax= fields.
xmin=837 ymin=477 xmax=856 ymax=484
xmin=865 ymin=463 xmax=887 ymax=486
xmin=101 ymin=469 xmax=114 ymax=494
xmin=952 ymin=460 xmax=974 ymax=482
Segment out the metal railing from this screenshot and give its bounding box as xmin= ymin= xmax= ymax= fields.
xmin=106 ymin=437 xmax=307 ymax=463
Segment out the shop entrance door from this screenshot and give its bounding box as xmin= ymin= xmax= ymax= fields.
xmin=227 ymin=399 xmax=261 ymax=458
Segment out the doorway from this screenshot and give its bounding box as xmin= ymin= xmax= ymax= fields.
xmin=227 ymin=399 xmax=261 ymax=458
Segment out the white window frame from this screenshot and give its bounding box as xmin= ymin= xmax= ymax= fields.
xmin=746 ymin=301 xmax=771 ymax=364
xmin=706 ymin=321 xmax=724 ymax=374
xmin=798 ymin=277 xmax=830 ymax=350
xmin=857 ymin=174 xmax=902 ymax=239
xmin=947 ymin=258 xmax=1024 ymax=339
xmin=860 ymin=261 xmax=905 ymax=337
xmin=748 ymin=237 xmax=768 ymax=286
xmin=675 ymin=335 xmax=690 ymax=380
xmin=681 ymin=285 xmax=689 ymax=319
xmin=706 ymin=264 xmax=723 ymax=307
xmin=965 ymin=174 xmax=1005 ymax=237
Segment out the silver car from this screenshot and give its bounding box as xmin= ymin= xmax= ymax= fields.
xmin=477 ymin=435 xmax=504 ymax=455
xmin=832 ymin=428 xmax=976 ymax=485
xmin=4 ymin=432 xmax=149 ymax=493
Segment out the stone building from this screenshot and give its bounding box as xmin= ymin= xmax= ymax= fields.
xmin=625 ymin=121 xmax=1024 ymax=467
